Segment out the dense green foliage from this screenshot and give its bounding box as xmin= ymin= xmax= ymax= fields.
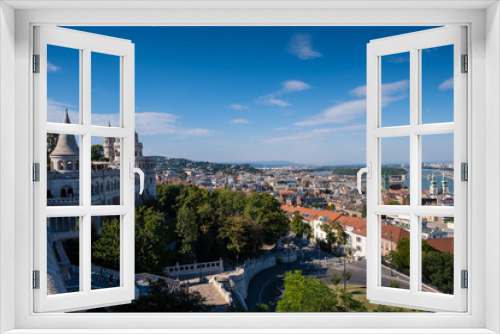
xmin=92 ymin=218 xmax=121 ymax=271
xmin=276 ymin=271 xmax=366 ymax=312
xmin=290 ymin=212 xmax=311 ymax=238
xmin=389 ymin=237 xmax=454 ymax=294
xmin=91 ymin=184 xmax=290 ymax=272
xmin=91 ymin=144 xmax=105 ymax=161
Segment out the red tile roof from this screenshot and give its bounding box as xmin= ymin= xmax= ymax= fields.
xmin=381 ymin=224 xmax=410 ymax=243
xmin=281 ymin=205 xmax=343 ymax=223
xmin=426 ymin=238 xmax=454 ymax=255
xmin=337 ymin=216 xmax=367 ymax=237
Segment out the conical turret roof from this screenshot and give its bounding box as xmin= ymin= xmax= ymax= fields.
xmin=50 ymin=109 xmax=80 ymax=157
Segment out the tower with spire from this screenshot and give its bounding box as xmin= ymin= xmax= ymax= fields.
xmin=429 ymin=172 xmax=438 ymax=195
xmin=50 ymin=109 xmax=80 ymax=172
xmin=103 ymin=121 xmax=116 ymax=162
xmin=441 ymin=171 xmax=449 ymax=194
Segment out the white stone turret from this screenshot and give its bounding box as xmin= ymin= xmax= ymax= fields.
xmin=50 ymin=109 xmax=80 ymax=172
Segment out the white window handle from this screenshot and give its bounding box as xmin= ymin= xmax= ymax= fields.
xmin=130 ymin=162 xmax=145 ymax=195
xmin=357 ymin=162 xmax=371 ymax=195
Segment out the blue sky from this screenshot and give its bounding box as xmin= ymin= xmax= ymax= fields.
xmin=47 ymin=26 xmax=454 ymax=164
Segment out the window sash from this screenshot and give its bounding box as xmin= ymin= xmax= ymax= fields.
xmin=33 ymin=26 xmax=136 ymax=313
xmin=366 ymin=26 xmax=468 ymax=312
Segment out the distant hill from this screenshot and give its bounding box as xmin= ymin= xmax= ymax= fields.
xmin=156 ymin=157 xmax=261 ymax=178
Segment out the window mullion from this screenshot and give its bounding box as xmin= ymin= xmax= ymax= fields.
xmin=81 ymin=48 xmax=92 ymax=294
xmin=409 ymin=47 xmax=420 ymax=294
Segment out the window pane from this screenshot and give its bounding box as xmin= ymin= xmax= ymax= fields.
xmin=381 ymin=137 xmax=410 ymax=205
xmin=91 ymin=216 xmax=121 ymax=290
xmin=91 ymin=136 xmax=122 ymax=206
xmin=380 ymin=218 xmax=410 ymax=290
xmin=47 ymin=132 xmax=81 ymax=206
xmin=420 ymin=216 xmax=454 ymax=295
xmin=47 ymin=217 xmax=80 ymax=295
xmin=421 ymin=45 xmax=454 ymax=124
xmin=47 ymin=45 xmax=80 ymax=124
xmin=421 ymin=134 xmax=454 ymax=206
xmin=91 ymin=52 xmax=120 ymax=127
xmin=381 ymin=52 xmax=410 ymax=127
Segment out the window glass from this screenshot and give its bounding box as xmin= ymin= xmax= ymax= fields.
xmin=91 ymin=52 xmax=120 ymax=127
xmin=47 ymin=45 xmax=80 ymax=124
xmin=421 ymin=45 xmax=454 ymax=124
xmin=381 ymin=52 xmax=410 ymax=127
xmin=47 ymin=217 xmax=80 ymax=295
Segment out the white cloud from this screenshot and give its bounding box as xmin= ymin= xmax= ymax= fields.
xmin=47 ymin=61 xmax=61 ymax=72
xmin=47 ymin=99 xmax=79 ymax=123
xmin=281 ymin=80 xmax=311 ymax=93
xmin=350 ymin=80 xmax=409 ymax=101
xmin=228 ymin=104 xmax=248 ymax=110
xmin=258 ymin=79 xmax=311 ymax=108
xmin=287 ymin=34 xmax=322 ymax=60
xmin=47 ymin=99 xmax=212 ymax=137
xmin=438 ymin=77 xmax=454 ymax=90
xmin=259 ymin=96 xmax=291 ymax=107
xmin=264 ymin=124 xmax=366 ymax=144
xmin=229 ymin=118 xmax=249 ymax=125
xmin=298 ymin=80 xmax=409 ymax=127
xmin=295 ymin=100 xmax=367 ymax=127
xmin=349 ymin=85 xmax=367 ymax=98
xmin=274 ymin=127 xmax=289 ymax=131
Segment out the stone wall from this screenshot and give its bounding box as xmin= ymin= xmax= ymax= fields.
xmin=164 ymin=259 xmax=224 ymax=278
xmin=209 ymin=277 xmax=233 ymax=305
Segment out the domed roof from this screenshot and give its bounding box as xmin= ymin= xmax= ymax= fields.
xmin=50 ymin=109 xmax=80 ymax=157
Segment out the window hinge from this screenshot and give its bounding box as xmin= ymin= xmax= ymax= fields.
xmin=33 ymin=163 xmax=40 ymax=182
xmin=461 ymin=270 xmax=468 ymax=289
xmin=461 ymin=54 xmax=468 ymax=73
xmin=33 ymin=270 xmax=40 ymax=289
xmin=33 ymin=54 xmax=40 ymax=73
xmin=461 ymin=162 xmax=468 ymax=181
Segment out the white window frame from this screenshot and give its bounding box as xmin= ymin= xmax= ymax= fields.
xmin=0 ymin=1 xmax=498 ymax=333
xmin=365 ymin=26 xmax=467 ymax=312
xmin=33 ymin=26 xmax=136 ymax=312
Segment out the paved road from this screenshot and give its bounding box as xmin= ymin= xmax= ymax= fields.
xmin=245 ymin=237 xmax=412 ymax=311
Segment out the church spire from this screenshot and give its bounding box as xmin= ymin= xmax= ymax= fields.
xmin=50 ymin=110 xmax=80 ymax=157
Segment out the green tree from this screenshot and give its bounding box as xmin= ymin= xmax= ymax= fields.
xmin=135 ymin=205 xmax=168 ymax=274
xmin=343 ymin=270 xmax=352 ymax=285
xmin=156 ymin=184 xmax=183 ymax=218
xmin=91 ymin=144 xmax=105 ymax=162
xmin=220 ymin=214 xmax=263 ymax=257
xmin=290 ymin=211 xmax=311 ymax=238
xmin=331 ymin=274 xmax=341 ymax=286
xmin=390 ymin=237 xmax=410 ymax=275
xmin=361 ymin=204 xmax=367 ymax=218
xmin=92 ymin=218 xmax=120 ymax=270
xmin=245 ymin=192 xmax=289 ymax=245
xmin=176 ymin=203 xmax=199 ymax=256
xmin=277 ymin=271 xmax=340 ymax=312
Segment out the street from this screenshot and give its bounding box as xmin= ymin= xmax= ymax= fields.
xmin=245 ymin=237 xmax=411 ymax=311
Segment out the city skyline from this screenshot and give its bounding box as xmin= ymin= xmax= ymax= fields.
xmin=47 ymin=26 xmax=454 ymax=164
